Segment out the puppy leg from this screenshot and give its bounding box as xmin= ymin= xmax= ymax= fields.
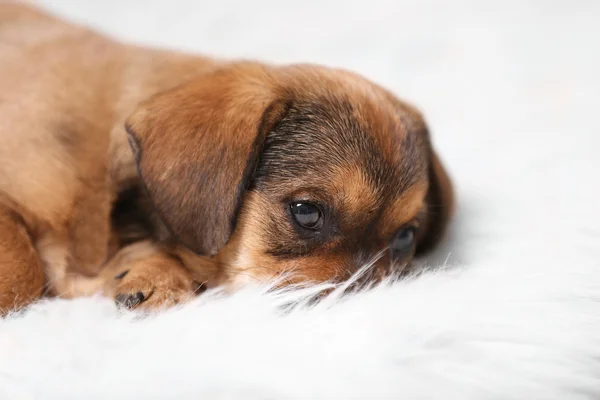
xmin=0 ymin=206 xmax=45 ymax=314
xmin=106 ymin=242 xmax=204 ymax=310
xmin=59 ymin=241 xmax=202 ymax=311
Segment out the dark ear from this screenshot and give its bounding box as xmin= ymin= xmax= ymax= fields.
xmin=416 ymin=148 xmax=454 ymax=254
xmin=125 ymin=63 xmax=289 ymax=255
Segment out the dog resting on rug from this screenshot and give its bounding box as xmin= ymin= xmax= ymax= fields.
xmin=0 ymin=3 xmax=453 ymax=313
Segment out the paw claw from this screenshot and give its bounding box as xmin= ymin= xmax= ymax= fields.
xmin=193 ymin=281 xmax=207 ymax=294
xmin=115 ymin=291 xmax=145 ymax=308
xmin=114 ymin=270 xmax=130 ymax=280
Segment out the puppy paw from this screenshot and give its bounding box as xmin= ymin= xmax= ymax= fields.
xmin=109 ymin=255 xmax=202 ymax=311
xmin=115 ymin=291 xmax=145 ymax=308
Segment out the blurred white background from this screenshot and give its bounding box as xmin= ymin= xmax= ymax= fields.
xmin=34 ymin=0 xmax=600 ymax=269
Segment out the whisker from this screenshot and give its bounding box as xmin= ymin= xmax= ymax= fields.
xmin=442 ymin=252 xmax=452 ymax=268
xmin=225 ymin=270 xmax=264 ymax=283
xmin=233 ymin=265 xmax=283 ymax=276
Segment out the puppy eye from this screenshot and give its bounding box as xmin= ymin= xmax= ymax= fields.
xmin=390 ymin=227 xmax=416 ymax=260
xmin=290 ymin=202 xmax=323 ymax=230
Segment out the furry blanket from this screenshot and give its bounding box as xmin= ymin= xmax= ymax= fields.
xmin=2 ymin=0 xmax=599 ymax=398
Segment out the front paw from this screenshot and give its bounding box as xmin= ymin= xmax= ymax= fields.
xmin=109 ymin=255 xmax=203 ymax=311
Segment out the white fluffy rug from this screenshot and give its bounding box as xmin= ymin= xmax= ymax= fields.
xmin=2 ymin=1 xmax=600 ymax=398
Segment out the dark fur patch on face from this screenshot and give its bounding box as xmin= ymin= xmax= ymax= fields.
xmin=254 ymin=99 xmax=424 ymax=195
xmin=250 ymin=95 xmax=429 ymax=261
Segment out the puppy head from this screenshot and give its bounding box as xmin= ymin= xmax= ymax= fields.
xmin=126 ymin=62 xmax=453 ymax=288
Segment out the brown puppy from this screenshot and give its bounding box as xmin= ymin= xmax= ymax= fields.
xmin=0 ymin=4 xmax=453 ymax=312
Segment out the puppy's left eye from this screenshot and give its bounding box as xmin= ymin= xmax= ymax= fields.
xmin=290 ymin=202 xmax=323 ymax=230
xmin=390 ymin=227 xmax=416 ymax=260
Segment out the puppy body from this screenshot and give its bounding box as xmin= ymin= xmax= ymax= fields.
xmin=0 ymin=4 xmax=215 ymax=309
xmin=0 ymin=4 xmax=453 ymax=312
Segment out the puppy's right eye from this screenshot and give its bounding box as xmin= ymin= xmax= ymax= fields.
xmin=290 ymin=202 xmax=323 ymax=230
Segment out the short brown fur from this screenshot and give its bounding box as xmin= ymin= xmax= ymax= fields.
xmin=0 ymin=4 xmax=453 ymax=313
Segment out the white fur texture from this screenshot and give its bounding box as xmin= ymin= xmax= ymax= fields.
xmin=2 ymin=0 xmax=600 ymax=398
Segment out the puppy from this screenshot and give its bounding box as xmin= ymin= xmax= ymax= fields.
xmin=0 ymin=4 xmax=453 ymax=312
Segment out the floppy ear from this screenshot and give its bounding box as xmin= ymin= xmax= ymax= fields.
xmin=416 ymin=148 xmax=454 ymax=254
xmin=125 ymin=63 xmax=289 ymax=255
